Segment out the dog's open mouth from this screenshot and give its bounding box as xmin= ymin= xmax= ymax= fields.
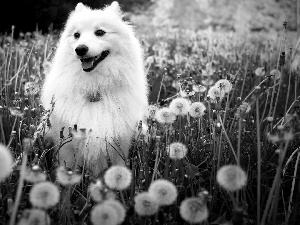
xmin=80 ymin=50 xmax=110 ymax=72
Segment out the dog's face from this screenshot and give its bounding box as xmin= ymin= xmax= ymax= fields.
xmin=62 ymin=2 xmax=132 ymax=73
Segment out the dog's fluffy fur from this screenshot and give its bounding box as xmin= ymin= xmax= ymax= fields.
xmin=41 ymin=2 xmax=148 ymax=175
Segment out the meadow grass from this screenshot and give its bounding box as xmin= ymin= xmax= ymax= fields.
xmin=0 ymin=23 xmax=299 ymax=225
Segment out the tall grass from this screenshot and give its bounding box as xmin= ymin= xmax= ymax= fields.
xmin=0 ymin=23 xmax=299 ymax=225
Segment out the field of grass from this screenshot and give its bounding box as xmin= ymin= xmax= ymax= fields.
xmin=0 ymin=22 xmax=299 ymax=225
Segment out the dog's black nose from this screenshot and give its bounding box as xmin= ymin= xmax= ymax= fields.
xmin=75 ymin=45 xmax=89 ymax=56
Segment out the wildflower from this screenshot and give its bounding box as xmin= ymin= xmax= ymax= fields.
xmin=216 ymin=165 xmax=247 ymax=192
xmin=168 ymin=142 xmax=188 ymax=160
xmin=215 ymin=79 xmax=232 ymax=93
xmin=24 ymin=82 xmax=39 ymax=96
xmin=24 ymin=165 xmax=46 ymax=183
xmin=90 ymin=203 xmax=118 ymax=225
xmin=104 ymin=165 xmax=132 ymax=190
xmin=193 ymin=84 xmax=207 ymax=93
xmin=189 ymin=102 xmax=206 ymax=118
xmin=148 ymin=179 xmax=178 ymax=206
xmin=270 ymin=69 xmax=281 ymax=80
xmin=155 ymin=107 xmax=176 ymax=124
xmin=9 ymin=107 xmax=24 ymax=117
xmin=201 ymin=79 xmax=214 ymax=86
xmin=0 ymin=144 xmax=13 ymax=180
xmin=104 ymin=199 xmax=126 ymax=224
xmin=235 ymin=102 xmax=251 ymax=118
xmin=148 ymin=105 xmax=158 ymax=118
xmin=169 ymin=98 xmax=190 ymax=116
xmin=207 ymin=85 xmax=225 ymax=101
xmin=89 ymin=180 xmax=105 ymax=202
xmin=17 ymin=208 xmax=51 ymax=225
xmin=134 ymin=192 xmax=159 ymax=216
xmin=179 ymin=197 xmax=209 ymax=223
xmin=56 ymin=166 xmax=81 ymax=186
xmin=29 ymin=181 xmax=60 ymax=209
xmin=254 ymin=67 xmax=265 ymax=77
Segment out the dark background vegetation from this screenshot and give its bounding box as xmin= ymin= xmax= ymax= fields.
xmin=0 ymin=0 xmax=297 ymax=38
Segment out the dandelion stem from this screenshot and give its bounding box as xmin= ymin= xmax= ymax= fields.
xmin=151 ymin=137 xmax=161 ymax=183
xmin=256 ymin=99 xmax=261 ymax=225
xmin=9 ymin=150 xmax=28 ymax=225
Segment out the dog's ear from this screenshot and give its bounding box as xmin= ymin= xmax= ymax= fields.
xmin=75 ymin=2 xmax=86 ymax=12
xmin=106 ymin=1 xmax=123 ymax=18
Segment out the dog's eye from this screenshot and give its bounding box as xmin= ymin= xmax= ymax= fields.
xmin=95 ymin=29 xmax=106 ymax=37
xmin=74 ymin=32 xmax=80 ymax=39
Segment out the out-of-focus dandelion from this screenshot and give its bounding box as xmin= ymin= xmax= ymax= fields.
xmin=104 ymin=165 xmax=132 ymax=190
xmin=192 ymin=84 xmax=206 ymax=93
xmin=148 ymin=105 xmax=158 ymax=118
xmin=17 ymin=208 xmax=51 ymax=225
xmin=155 ymin=107 xmax=176 ymax=124
xmin=179 ymin=197 xmax=209 ymax=223
xmin=168 ymin=142 xmax=188 ymax=160
xmin=90 ymin=203 xmax=118 ymax=225
xmin=148 ymin=179 xmax=178 ymax=206
xmin=104 ymin=199 xmax=126 ymax=224
xmin=235 ymin=102 xmax=251 ymax=118
xmin=207 ymin=85 xmax=225 ymax=101
xmin=169 ymin=97 xmax=190 ymax=116
xmin=270 ymin=69 xmax=281 ymax=80
xmin=134 ymin=192 xmax=159 ymax=216
xmin=9 ymin=107 xmax=24 ymax=117
xmin=254 ymin=67 xmax=265 ymax=77
xmin=0 ymin=144 xmax=13 ymax=180
xmin=216 ymin=165 xmax=247 ymax=192
xmin=29 ymin=181 xmax=60 ymax=209
xmin=215 ymin=79 xmax=232 ymax=93
xmin=201 ymin=79 xmax=214 ymax=86
xmin=24 ymin=165 xmax=46 ymax=183
xmin=189 ymin=102 xmax=206 ymax=118
xmin=56 ymin=166 xmax=81 ymax=186
xmin=24 ymin=82 xmax=40 ymax=96
xmin=89 ymin=180 xmax=106 ymax=202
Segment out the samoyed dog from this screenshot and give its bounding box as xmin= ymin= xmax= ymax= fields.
xmin=41 ymin=2 xmax=148 ymax=175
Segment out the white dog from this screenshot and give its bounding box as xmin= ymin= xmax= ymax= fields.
xmin=41 ymin=2 xmax=148 ymax=175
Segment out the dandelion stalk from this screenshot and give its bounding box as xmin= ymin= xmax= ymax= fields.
xmin=9 ymin=149 xmax=28 ymax=225
xmin=256 ymin=98 xmax=261 ymax=225
xmin=151 ymin=136 xmax=161 ymax=183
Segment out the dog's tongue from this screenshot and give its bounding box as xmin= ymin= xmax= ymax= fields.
xmin=81 ymin=58 xmax=94 ymax=70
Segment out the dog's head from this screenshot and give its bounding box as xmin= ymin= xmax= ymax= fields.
xmin=60 ymin=1 xmax=136 ymax=73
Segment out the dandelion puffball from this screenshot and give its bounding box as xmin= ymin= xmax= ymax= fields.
xmin=104 ymin=165 xmax=132 ymax=190
xmin=168 ymin=142 xmax=188 ymax=160
xmin=134 ymin=192 xmax=159 ymax=216
xmin=155 ymin=107 xmax=176 ymax=124
xmin=215 ymin=79 xmax=232 ymax=93
xmin=189 ymin=102 xmax=206 ymax=118
xmin=216 ymin=165 xmax=247 ymax=192
xmin=179 ymin=197 xmax=209 ymax=223
xmin=169 ymin=97 xmax=191 ymax=116
xmin=104 ymin=199 xmax=126 ymax=224
xmin=148 ymin=179 xmax=178 ymax=206
xmin=90 ymin=203 xmax=118 ymax=225
xmin=207 ymin=85 xmax=225 ymax=101
xmin=17 ymin=208 xmax=51 ymax=225
xmin=0 ymin=144 xmax=13 ymax=181
xmin=29 ymin=181 xmax=60 ymax=209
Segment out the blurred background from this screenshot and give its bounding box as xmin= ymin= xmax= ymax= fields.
xmin=0 ymin=0 xmax=298 ymax=37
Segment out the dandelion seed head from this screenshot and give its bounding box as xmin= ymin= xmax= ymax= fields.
xmin=207 ymin=86 xmax=225 ymax=101
xmin=169 ymin=98 xmax=191 ymax=116
xmin=104 ymin=165 xmax=132 ymax=190
xmin=189 ymin=102 xmax=206 ymax=118
xmin=179 ymin=197 xmax=209 ymax=223
xmin=155 ymin=107 xmax=176 ymax=124
xmin=56 ymin=166 xmax=81 ymax=186
xmin=29 ymin=181 xmax=60 ymax=209
xmin=254 ymin=67 xmax=265 ymax=77
xmin=0 ymin=144 xmax=13 ymax=181
xmin=17 ymin=208 xmax=51 ymax=225
xmin=104 ymin=199 xmax=126 ymax=224
xmin=89 ymin=180 xmax=105 ymax=202
xmin=148 ymin=105 xmax=158 ymax=118
xmin=192 ymin=84 xmax=207 ymax=93
xmin=134 ymin=192 xmax=159 ymax=216
xmin=216 ymin=165 xmax=247 ymax=192
xmin=24 ymin=82 xmax=40 ymax=96
xmin=90 ymin=203 xmax=118 ymax=225
xmin=168 ymin=142 xmax=188 ymax=160
xmin=270 ymin=69 xmax=281 ymax=80
xmin=24 ymin=165 xmax=47 ymax=183
xmin=215 ymin=79 xmax=232 ymax=93
xmin=148 ymin=179 xmax=178 ymax=206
